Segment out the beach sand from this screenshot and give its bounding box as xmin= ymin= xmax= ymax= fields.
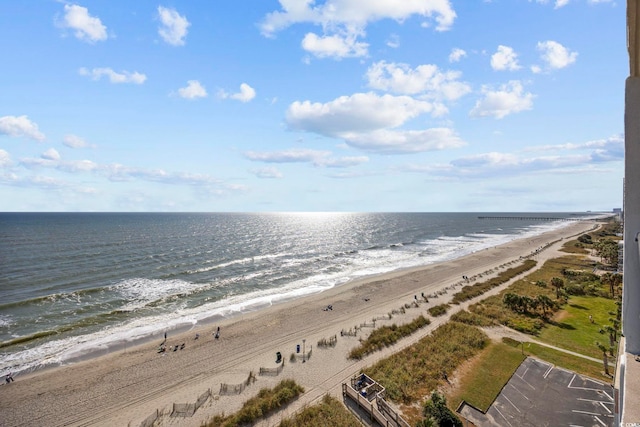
xmin=0 ymin=221 xmax=597 ymax=427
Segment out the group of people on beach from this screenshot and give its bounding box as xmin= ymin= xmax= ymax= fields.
xmin=157 ymin=326 xmax=221 ymax=354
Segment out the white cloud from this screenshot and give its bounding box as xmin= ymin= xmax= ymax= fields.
xmin=243 ymin=148 xmax=368 ymax=167
xmin=470 ymin=81 xmax=534 ymax=119
xmin=244 ymin=148 xmax=331 ymax=163
xmin=366 ymin=61 xmax=471 ymax=101
xmin=490 ymin=45 xmax=521 ymax=71
xmin=177 ymin=80 xmax=208 ymax=99
xmin=260 ymin=0 xmax=456 ymax=61
xmin=260 ymin=0 xmax=457 ymax=35
xmin=0 ymin=115 xmax=45 ymax=141
xmin=301 ymin=32 xmax=368 ymax=59
xmin=233 ymin=84 xmax=256 ymax=102
xmin=42 ymin=148 xmax=61 ymax=161
xmin=449 ymin=48 xmax=466 ymax=63
xmin=157 ymin=6 xmax=190 ymax=46
xmin=59 ymin=4 xmax=108 ymax=43
xmin=251 ymin=167 xmax=284 ymax=179
xmin=0 ymin=149 xmax=11 ymax=167
xmin=386 ymin=34 xmax=400 ymax=49
xmin=285 ymin=92 xmax=465 ymax=154
xmin=79 ymin=67 xmax=147 ymax=84
xmin=63 ymin=134 xmax=93 ymax=149
xmin=286 ymin=92 xmax=435 ymax=137
xmin=341 ymin=128 xmax=466 ymax=154
xmin=536 ymin=40 xmax=578 ymax=70
xmin=524 ymin=134 xmax=624 ymax=162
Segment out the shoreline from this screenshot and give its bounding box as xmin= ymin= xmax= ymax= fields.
xmin=0 ymin=220 xmax=597 ymax=427
xmin=1 ymin=218 xmax=578 ymax=377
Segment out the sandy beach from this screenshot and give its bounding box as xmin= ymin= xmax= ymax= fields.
xmin=0 ymin=220 xmax=597 ymax=427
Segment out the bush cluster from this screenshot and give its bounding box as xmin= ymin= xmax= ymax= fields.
xmin=205 ymin=380 xmax=304 ymax=427
xmin=348 ymin=315 xmax=430 ymax=360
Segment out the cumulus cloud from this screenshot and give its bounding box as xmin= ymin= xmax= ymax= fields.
xmin=0 ymin=115 xmax=45 ymax=141
xmin=490 ymin=45 xmax=521 ymax=71
xmin=244 ymin=148 xmax=368 ymax=168
xmin=63 ymin=134 xmax=94 ymax=149
xmin=285 ymin=92 xmax=465 ymax=154
xmin=301 ymin=32 xmax=368 ymax=59
xmin=286 ymin=92 xmax=435 ymax=137
xmin=41 ymin=148 xmax=61 ymax=161
xmin=58 ymin=4 xmax=108 ymax=43
xmin=470 ymin=81 xmax=534 ymax=119
xmin=177 ymin=80 xmax=208 ymax=99
xmin=366 ymin=61 xmax=471 ymax=102
xmin=260 ymin=0 xmax=456 ymax=59
xmin=535 ymin=40 xmax=577 ymax=71
xmin=449 ymin=48 xmax=466 ymax=63
xmin=260 ymin=0 xmax=457 ymax=35
xmin=79 ymin=67 xmax=147 ymax=84
xmin=157 ymin=6 xmax=190 ymax=46
xmin=219 ymin=83 xmax=256 ymax=102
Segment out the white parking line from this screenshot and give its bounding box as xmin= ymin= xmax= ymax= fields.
xmin=594 ymin=415 xmax=607 ymax=426
xmin=568 ymin=374 xmax=609 ymax=392
xmin=543 ymin=364 xmax=554 ymax=379
xmin=599 ymin=401 xmax=613 ymax=413
xmin=494 ymin=405 xmax=514 ymax=427
xmin=509 ymin=382 xmax=531 ymax=401
xmin=503 ymin=395 xmax=521 ymax=413
xmin=572 ymin=410 xmax=602 ymax=416
xmin=601 ymin=390 xmax=613 ymax=400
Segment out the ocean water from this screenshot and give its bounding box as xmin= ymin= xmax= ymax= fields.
xmin=0 ymin=212 xmax=590 ymax=374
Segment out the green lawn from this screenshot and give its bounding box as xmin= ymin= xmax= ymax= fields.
xmin=524 ymin=342 xmax=612 ymax=382
xmin=447 ymin=342 xmax=525 ymax=412
xmin=537 ymin=295 xmax=617 ymax=359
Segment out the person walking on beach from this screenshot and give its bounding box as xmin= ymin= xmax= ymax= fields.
xmin=214 ymin=326 xmax=220 ymax=340
xmin=5 ymin=371 xmax=14 ymax=384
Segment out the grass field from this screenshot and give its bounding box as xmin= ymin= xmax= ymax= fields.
xmin=524 ymin=342 xmax=612 ymax=382
xmin=446 ymin=341 xmax=525 ymax=412
xmin=537 ymin=295 xmax=617 ymax=359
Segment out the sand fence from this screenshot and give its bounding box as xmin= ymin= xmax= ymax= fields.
xmin=171 ymin=388 xmax=212 ymax=417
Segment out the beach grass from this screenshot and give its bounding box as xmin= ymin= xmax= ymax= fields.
xmin=446 ymin=341 xmax=526 ymax=412
xmin=277 ymin=394 xmax=362 ymax=427
xmin=363 ymin=322 xmax=487 ymax=406
xmin=428 ymin=304 xmax=450 ymax=317
xmin=203 ymin=380 xmax=304 ymax=427
xmin=451 ymin=260 xmax=537 ymax=304
xmin=348 ymin=315 xmax=430 ymax=360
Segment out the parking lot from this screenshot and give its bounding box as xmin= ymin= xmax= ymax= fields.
xmin=459 ymin=357 xmax=615 ymax=426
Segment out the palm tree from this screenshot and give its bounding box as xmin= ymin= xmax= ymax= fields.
xmin=550 ymin=277 xmax=564 ymax=300
xmin=604 ymin=325 xmax=617 ymax=348
xmin=601 ymin=272 xmax=622 ymax=298
xmin=536 ymin=294 xmax=555 ymax=318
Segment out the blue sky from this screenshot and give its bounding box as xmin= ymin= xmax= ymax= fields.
xmin=0 ymin=0 xmax=625 ymax=212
